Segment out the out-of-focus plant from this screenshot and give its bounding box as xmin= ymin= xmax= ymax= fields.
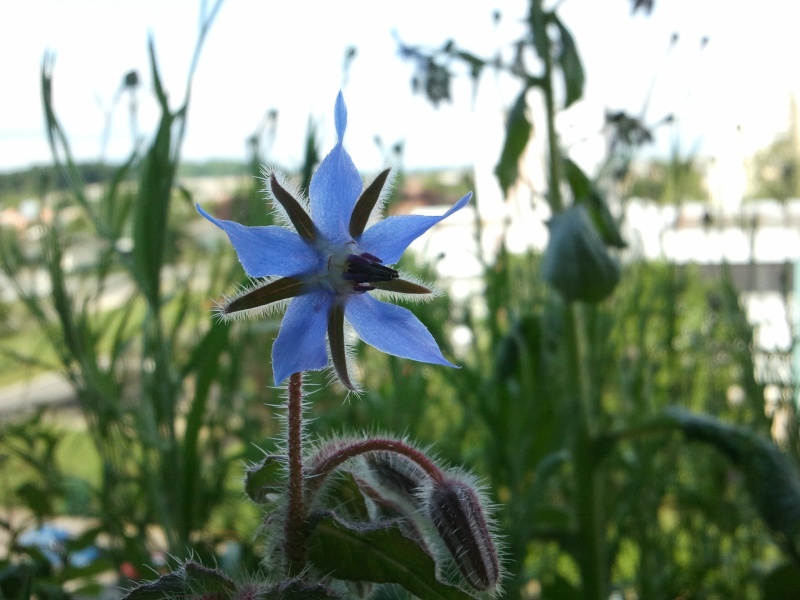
xmin=397 ymin=1 xmax=800 ymax=598
xmin=0 ymin=0 xmax=271 ymax=588
xmin=746 ymin=114 xmax=800 ymax=201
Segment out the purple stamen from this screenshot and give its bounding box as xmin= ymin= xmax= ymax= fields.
xmin=344 ymin=253 xmax=398 ymax=285
xmin=360 ymin=252 xmax=383 ymax=263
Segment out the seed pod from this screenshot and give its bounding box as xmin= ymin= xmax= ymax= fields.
xmin=427 ymin=477 xmax=500 ymax=592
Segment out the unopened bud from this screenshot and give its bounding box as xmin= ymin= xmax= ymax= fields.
xmin=366 ymin=452 xmax=426 ymax=507
xmin=542 ymin=204 xmax=620 ymax=303
xmin=427 ymin=477 xmax=500 ymax=592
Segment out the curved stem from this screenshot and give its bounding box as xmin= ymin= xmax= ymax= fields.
xmin=306 ymin=437 xmax=446 ymax=500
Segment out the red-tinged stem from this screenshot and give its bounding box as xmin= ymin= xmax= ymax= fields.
xmin=284 ymin=372 xmax=306 ymax=574
xmin=307 ymin=436 xmax=446 ymax=499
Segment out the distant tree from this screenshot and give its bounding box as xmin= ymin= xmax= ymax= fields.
xmin=0 ymin=163 xmax=119 ymax=205
xmin=746 ymin=97 xmax=800 ymax=200
xmin=626 ymin=157 xmax=709 ymax=203
xmin=747 ymin=136 xmax=800 ymax=201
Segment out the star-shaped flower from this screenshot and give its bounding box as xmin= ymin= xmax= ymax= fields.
xmin=197 ymin=92 xmax=470 ymax=390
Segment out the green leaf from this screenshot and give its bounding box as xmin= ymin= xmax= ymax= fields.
xmin=664 ymin=407 xmax=800 ymax=554
xmin=0 ymin=562 xmax=35 ymax=600
xmin=762 ymin=563 xmax=800 ymax=600
xmin=540 ymin=573 xmax=581 ymax=600
xmin=551 ymin=14 xmax=585 ymax=108
xmin=121 ymin=562 xmax=235 ymax=600
xmin=562 ymin=155 xmax=592 ymax=200
xmin=493 ymin=314 xmax=541 ymax=381
xmin=132 ymin=39 xmax=180 ymax=308
xmin=307 ymin=513 xmax=476 ymax=600
xmin=324 ymin=471 xmax=372 ymax=521
xmin=121 ymin=572 xmax=186 ymax=600
xmin=563 ymin=157 xmax=625 ymax=248
xmin=494 ymin=88 xmax=533 ymax=196
xmin=456 ymin=51 xmax=484 ymax=85
xmin=662 ymin=408 xmax=747 ymax=462
xmin=183 ymin=562 xmax=236 ymax=596
xmin=180 ymin=320 xmax=231 ymax=522
xmin=244 ymin=455 xmax=286 ymax=504
xmin=264 ymin=579 xmax=343 ymax=599
xmin=527 ymin=5 xmax=549 ymax=61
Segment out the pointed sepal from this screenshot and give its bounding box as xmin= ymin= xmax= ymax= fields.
xmin=270 ymin=174 xmax=318 ymax=240
xmin=350 ymin=168 xmax=391 ymax=237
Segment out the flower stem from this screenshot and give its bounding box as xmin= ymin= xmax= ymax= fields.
xmin=284 ymin=372 xmax=306 ymax=574
xmin=535 ymin=1 xmax=606 ymax=593
xmin=307 ymin=437 xmax=445 ymax=498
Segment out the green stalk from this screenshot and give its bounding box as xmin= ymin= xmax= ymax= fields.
xmin=565 ymin=305 xmax=607 ymax=599
xmin=535 ymin=1 xmax=607 ymax=595
xmin=535 ymin=5 xmax=563 ymax=216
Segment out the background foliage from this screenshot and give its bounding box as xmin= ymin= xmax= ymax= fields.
xmin=2 ymin=1 xmax=800 ymax=599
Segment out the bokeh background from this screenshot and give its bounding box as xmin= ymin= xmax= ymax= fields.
xmin=3 ymin=1 xmax=800 ymax=599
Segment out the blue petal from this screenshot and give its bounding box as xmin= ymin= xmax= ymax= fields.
xmin=345 ymin=294 xmax=455 ymax=367
xmin=308 ymin=96 xmax=363 ymax=240
xmin=358 ymin=192 xmax=472 ymax=264
xmin=272 ymin=291 xmax=334 ymax=384
xmin=197 ymin=205 xmax=317 ymax=278
xmin=334 ymin=91 xmax=346 ymax=142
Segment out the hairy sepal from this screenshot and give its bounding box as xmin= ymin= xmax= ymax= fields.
xmin=261 ymin=166 xmax=314 ymax=234
xmin=213 ymin=276 xmax=303 ymax=323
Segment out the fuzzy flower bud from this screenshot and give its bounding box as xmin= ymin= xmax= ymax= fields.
xmin=426 ymin=477 xmax=501 ymax=592
xmin=542 ymin=204 xmax=620 ymax=303
xmin=366 ymin=452 xmax=427 ymax=507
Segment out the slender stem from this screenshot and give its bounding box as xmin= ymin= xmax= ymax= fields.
xmin=538 ymin=7 xmax=564 ymax=215
xmin=284 ymin=372 xmax=307 ymax=574
xmin=563 ymin=303 xmax=606 ymax=600
xmin=572 ymin=305 xmax=597 ymax=437
xmin=534 ymin=1 xmax=606 ymax=594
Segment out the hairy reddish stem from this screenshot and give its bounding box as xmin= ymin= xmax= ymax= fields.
xmin=284 ymin=372 xmax=306 ymax=574
xmin=307 ymin=437 xmax=445 ymax=498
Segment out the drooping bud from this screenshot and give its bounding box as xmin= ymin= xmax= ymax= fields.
xmin=366 ymin=451 xmax=427 ymax=508
xmin=426 ymin=477 xmax=501 ymax=592
xmin=542 ymin=204 xmax=620 ymax=303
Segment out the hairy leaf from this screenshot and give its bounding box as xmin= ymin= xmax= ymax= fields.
xmin=307 ymin=512 xmax=475 ymax=600
xmin=244 ymin=455 xmax=286 ymax=504
xmin=121 ymin=562 xmax=235 ymax=600
xmin=264 ymin=579 xmax=343 ymax=599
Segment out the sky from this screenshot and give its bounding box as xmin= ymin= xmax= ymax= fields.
xmin=2 ymin=0 xmax=800 ymax=176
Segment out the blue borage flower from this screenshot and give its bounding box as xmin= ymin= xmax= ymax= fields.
xmin=197 ymin=92 xmax=470 ymax=390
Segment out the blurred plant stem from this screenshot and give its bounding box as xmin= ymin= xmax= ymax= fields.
xmin=535 ymin=0 xmax=607 ymax=592
xmin=565 ymin=305 xmax=607 ymax=599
